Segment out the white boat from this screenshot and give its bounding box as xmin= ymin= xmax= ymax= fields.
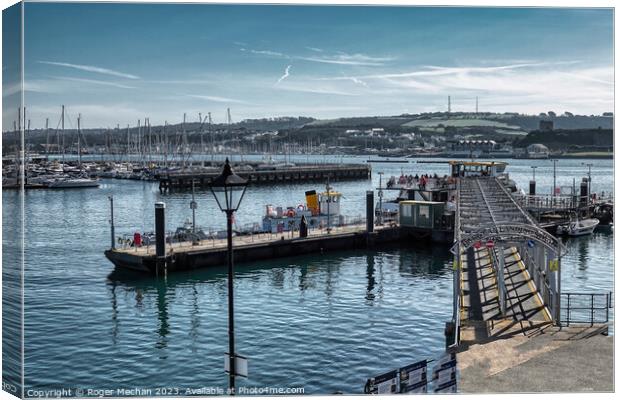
xmin=556 ymin=218 xmax=600 ymax=236
xmin=47 ymin=177 xmax=100 ymax=188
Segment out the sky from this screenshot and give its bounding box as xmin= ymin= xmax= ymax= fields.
xmin=2 ymin=3 xmax=615 ymax=130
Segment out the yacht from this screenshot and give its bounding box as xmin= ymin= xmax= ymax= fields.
xmin=47 ymin=177 xmax=100 ymax=189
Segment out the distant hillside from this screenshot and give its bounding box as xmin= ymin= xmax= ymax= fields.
xmin=305 ymin=112 xmax=613 ymax=135
xmin=515 ymin=128 xmax=613 ymax=151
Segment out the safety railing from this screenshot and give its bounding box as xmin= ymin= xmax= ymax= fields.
xmin=512 ymin=194 xmax=591 ymax=212
xmin=561 ymin=292 xmax=613 ymax=327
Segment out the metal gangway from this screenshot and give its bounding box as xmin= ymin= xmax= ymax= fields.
xmin=449 ymin=176 xmax=566 ymax=346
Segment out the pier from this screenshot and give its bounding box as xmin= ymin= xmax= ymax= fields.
xmin=447 ymin=172 xmax=612 ymax=391
xmin=105 ymin=223 xmax=399 ymax=274
xmin=157 ymin=163 xmax=371 ymax=192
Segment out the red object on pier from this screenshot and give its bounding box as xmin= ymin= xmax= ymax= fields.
xmin=134 ymin=232 xmax=142 ymax=247
xmin=486 ymin=240 xmax=494 ymax=248
xmin=473 ymin=241 xmax=482 ymax=249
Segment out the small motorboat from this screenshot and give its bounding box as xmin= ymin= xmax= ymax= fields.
xmin=556 ymin=218 xmax=600 ymax=236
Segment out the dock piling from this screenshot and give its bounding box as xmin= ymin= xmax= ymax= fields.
xmin=155 ymin=202 xmax=167 ymax=277
xmin=366 ymin=191 xmax=374 ymax=233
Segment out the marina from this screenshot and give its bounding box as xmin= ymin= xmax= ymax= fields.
xmin=3 ymin=154 xmax=614 ymax=394
xmin=2 ymin=3 xmax=615 ymax=397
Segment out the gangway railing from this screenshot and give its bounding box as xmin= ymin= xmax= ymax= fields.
xmin=560 ymin=292 xmax=613 ymax=327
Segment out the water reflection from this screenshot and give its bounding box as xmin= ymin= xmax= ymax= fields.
xmin=577 ymin=236 xmax=589 ymax=271
xmin=365 ymin=253 xmax=376 ymax=303
xmin=156 ymin=281 xmax=170 ymax=350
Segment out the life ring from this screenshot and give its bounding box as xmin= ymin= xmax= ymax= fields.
xmin=287 ymin=209 xmax=296 ymax=217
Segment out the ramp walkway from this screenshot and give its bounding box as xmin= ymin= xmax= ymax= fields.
xmin=453 ymin=177 xmax=557 ymax=344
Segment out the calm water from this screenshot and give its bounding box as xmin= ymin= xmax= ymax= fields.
xmin=2 ymin=156 xmax=614 ymax=395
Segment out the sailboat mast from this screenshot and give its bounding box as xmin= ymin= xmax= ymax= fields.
xmin=147 ymin=118 xmax=152 ymax=166
xmin=208 ymin=112 xmax=213 ymax=163
xmin=61 ymin=105 xmax=65 ymax=167
xmin=126 ymin=124 xmax=130 ymax=163
xmin=45 ymin=117 xmax=50 ymax=156
xmin=164 ymin=121 xmax=168 ymax=169
xmin=77 ymin=113 xmax=81 ymax=168
xmin=182 ymin=112 xmax=187 ymax=168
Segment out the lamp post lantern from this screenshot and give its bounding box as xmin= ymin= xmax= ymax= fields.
xmin=209 ymin=158 xmax=248 ymax=395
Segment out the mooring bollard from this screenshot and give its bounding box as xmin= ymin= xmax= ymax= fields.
xmin=155 ymin=202 xmax=166 ymax=277
xmin=366 ymin=190 xmax=374 ymax=233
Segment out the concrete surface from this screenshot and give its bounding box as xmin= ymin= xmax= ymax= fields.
xmin=458 ymin=326 xmax=613 ymax=393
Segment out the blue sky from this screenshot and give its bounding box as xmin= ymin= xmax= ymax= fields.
xmin=2 ymin=3 xmax=614 ymax=129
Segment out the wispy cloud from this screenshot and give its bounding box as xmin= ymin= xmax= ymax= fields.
xmin=251 ymin=49 xmax=285 ymax=57
xmin=187 ymin=94 xmax=249 ymax=104
xmin=349 ymin=76 xmax=367 ymax=87
xmin=239 ymin=48 xmax=286 ymax=58
xmin=276 ymin=85 xmax=358 ymax=96
xmin=239 ymin=47 xmax=393 ymax=66
xmin=319 ymin=61 xmax=579 ymax=82
xmin=298 ymin=53 xmax=394 ymax=66
xmin=54 ymin=76 xmax=136 ymax=89
xmin=38 ymin=61 xmax=140 ymax=79
xmin=276 ymin=65 xmax=292 ymax=84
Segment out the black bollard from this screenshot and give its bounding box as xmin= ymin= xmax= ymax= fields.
xmin=580 ymin=180 xmax=589 ymax=208
xmin=155 ymin=202 xmax=166 ymax=276
xmin=529 ymin=180 xmax=536 ymax=196
xmin=366 ymin=191 xmax=374 ymax=233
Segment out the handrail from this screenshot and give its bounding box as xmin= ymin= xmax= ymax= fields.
xmin=560 ymin=292 xmax=612 ymax=327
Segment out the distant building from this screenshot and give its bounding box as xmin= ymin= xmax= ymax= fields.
xmin=448 ymin=139 xmax=498 ymax=157
xmin=603 ymin=112 xmax=613 ymax=117
xmin=539 ymin=120 xmax=554 ymax=131
xmin=526 ymin=143 xmax=550 ymax=159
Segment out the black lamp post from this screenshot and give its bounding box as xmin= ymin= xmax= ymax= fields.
xmin=209 ymin=158 xmax=248 ymax=395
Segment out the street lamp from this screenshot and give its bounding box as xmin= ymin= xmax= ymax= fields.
xmin=531 ymin=165 xmax=537 ymax=181
xmin=550 ymin=159 xmax=558 ymax=197
xmin=209 ymin=158 xmax=248 ymax=395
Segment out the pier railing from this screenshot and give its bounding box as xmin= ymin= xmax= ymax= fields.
xmin=512 ymin=194 xmax=590 ymax=211
xmin=560 ymin=292 xmax=613 ymax=327
xmin=116 ymin=215 xmax=372 ymax=252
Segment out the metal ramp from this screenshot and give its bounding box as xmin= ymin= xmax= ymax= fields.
xmin=452 ymin=177 xmax=562 ymax=344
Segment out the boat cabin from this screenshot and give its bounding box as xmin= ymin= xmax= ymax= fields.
xmin=449 ymin=161 xmax=507 ymax=178
xmin=319 ymin=190 xmax=342 ymax=216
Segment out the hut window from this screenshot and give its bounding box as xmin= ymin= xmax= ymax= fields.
xmin=419 ymin=205 xmax=430 ymax=218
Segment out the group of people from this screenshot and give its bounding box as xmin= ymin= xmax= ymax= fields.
xmin=386 ymin=173 xmax=455 ymax=190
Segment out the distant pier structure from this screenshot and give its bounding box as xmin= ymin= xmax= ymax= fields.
xmin=157 ymin=163 xmax=371 ymax=192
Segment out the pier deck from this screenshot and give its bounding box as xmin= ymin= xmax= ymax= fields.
xmin=157 ymin=163 xmax=371 ymax=191
xmin=455 ymin=176 xmax=555 ymax=344
xmin=105 ymin=223 xmax=400 ymax=273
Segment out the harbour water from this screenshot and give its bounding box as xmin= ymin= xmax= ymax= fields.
xmin=2 ymin=156 xmax=614 ymax=394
